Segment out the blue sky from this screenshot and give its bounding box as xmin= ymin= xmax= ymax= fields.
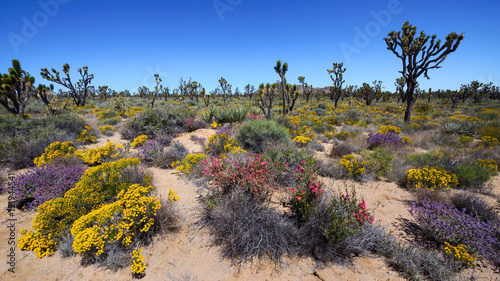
xmin=1 ymin=0 xmax=499 ymax=93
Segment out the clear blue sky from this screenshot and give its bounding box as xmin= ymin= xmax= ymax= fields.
xmin=1 ymin=0 xmax=499 ymax=93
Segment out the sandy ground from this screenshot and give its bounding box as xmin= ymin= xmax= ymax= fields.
xmin=1 ymin=128 xmax=499 ymax=281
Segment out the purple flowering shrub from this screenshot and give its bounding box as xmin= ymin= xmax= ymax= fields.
xmin=366 ymin=132 xmax=403 ymax=149
xmin=137 ymin=139 xmax=164 ymax=163
xmin=409 ymin=199 xmax=500 ymax=266
xmin=10 ymin=165 xmax=87 ymax=210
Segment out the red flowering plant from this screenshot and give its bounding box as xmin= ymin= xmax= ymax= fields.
xmin=320 ymin=187 xmax=374 ymax=245
xmin=201 ymin=153 xmax=278 ymax=200
xmin=289 ymin=160 xmax=325 ymax=222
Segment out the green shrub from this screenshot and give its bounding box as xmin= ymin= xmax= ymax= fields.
xmin=97 ymin=117 xmax=122 ymax=126
xmin=360 ymin=148 xmax=393 ymax=178
xmin=214 ymin=105 xmax=248 ymax=123
xmin=122 ymin=109 xmax=184 ymax=140
xmin=477 ymin=126 xmax=500 ymax=140
xmin=455 ymin=159 xmax=497 ymax=188
xmin=236 ymin=119 xmax=290 ymax=152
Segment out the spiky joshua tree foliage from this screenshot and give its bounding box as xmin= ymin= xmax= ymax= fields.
xmin=0 ymin=59 xmax=35 ymax=116
xmin=327 ymin=62 xmax=346 ymax=108
xmin=274 ymin=60 xmax=288 ymax=115
xmin=257 ymin=83 xmax=277 ymax=120
xmin=384 ymin=21 xmax=464 ymax=122
xmin=40 ymin=64 xmax=94 ymax=107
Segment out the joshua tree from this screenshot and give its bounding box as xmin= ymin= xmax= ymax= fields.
xmin=35 ymin=83 xmax=54 ymax=106
xmin=218 ymin=77 xmax=232 ymax=104
xmin=97 ymin=85 xmax=111 ymax=101
xmin=284 ymin=84 xmax=299 ymax=113
xmin=0 ymin=59 xmax=35 ymax=116
xmin=201 ymin=88 xmax=210 ymax=107
xmin=162 ymin=86 xmax=170 ymax=101
xmin=394 ymin=77 xmax=405 ymax=103
xmin=384 ymin=21 xmax=464 ymax=122
xmin=274 ymin=60 xmax=288 ymax=115
xmin=257 ymin=83 xmax=277 ymax=120
xmin=327 ymin=62 xmax=346 ymax=107
xmin=298 ymin=76 xmax=313 ymax=103
xmin=137 ymin=86 xmax=150 ymax=99
xmin=40 ymin=64 xmax=94 ymax=106
xmin=244 ymin=84 xmax=255 ymax=100
xmin=150 ymin=73 xmax=162 ymax=108
xmin=357 ymin=83 xmax=376 ymax=106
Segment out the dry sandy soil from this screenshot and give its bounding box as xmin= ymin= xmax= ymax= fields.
xmin=1 ymin=129 xmax=499 ymax=281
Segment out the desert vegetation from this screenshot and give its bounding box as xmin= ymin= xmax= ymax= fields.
xmin=1 ymin=22 xmax=499 ymax=280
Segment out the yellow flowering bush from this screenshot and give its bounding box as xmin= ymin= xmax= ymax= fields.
xmin=449 ymin=115 xmax=482 ymax=123
xmin=18 ymin=158 xmax=142 ymax=258
xmin=335 ymin=131 xmax=352 ymax=141
xmin=206 ymin=133 xmax=246 ymax=155
xmin=74 ymin=142 xmax=122 ymax=166
xmin=211 ymin=121 xmax=218 ymax=129
xmin=124 ymin=106 xmax=145 ymax=118
xmin=175 ymin=153 xmax=207 ymax=173
xmin=339 ymin=155 xmax=366 ymax=179
xmin=401 ymin=136 xmax=413 ymax=144
xmin=130 ymin=247 xmax=146 ymax=275
xmin=410 ymin=122 xmax=421 ymax=129
xmin=459 ymin=135 xmax=473 ymax=143
xmin=131 ymin=135 xmax=148 ymax=148
xmin=324 ymin=131 xmax=335 ymax=139
xmin=406 ymin=166 xmax=458 ymax=190
xmin=477 ymin=159 xmax=498 ymax=171
xmin=76 ymin=126 xmax=96 ymax=144
xmin=378 ymin=125 xmax=402 ymax=134
xmin=444 ymin=242 xmax=476 ymax=266
xmin=34 ymin=141 xmax=76 ymax=167
xmin=297 ymin=125 xmax=315 ymax=140
xmin=71 ymin=183 xmax=160 ymax=255
xmin=99 ymin=125 xmax=116 ymax=133
xmin=168 ymin=188 xmax=179 ymax=201
xmin=293 ymin=135 xmax=312 ymax=145
xmin=479 ymin=136 xmax=499 ymax=148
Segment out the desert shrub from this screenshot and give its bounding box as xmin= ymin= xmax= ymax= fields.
xmin=479 ymin=135 xmax=500 ymax=148
xmin=366 ymin=132 xmax=403 ymax=149
xmin=414 ymin=101 xmax=432 ymax=112
xmin=201 ymin=154 xmax=278 ymax=200
xmin=477 ymin=126 xmax=500 ymax=140
xmin=409 ymin=199 xmax=500 ymax=266
xmin=477 ymin=111 xmax=500 ymax=122
xmin=360 ymin=148 xmax=393 ymax=178
xmin=214 ymin=105 xmax=248 ymax=123
xmin=262 ymin=142 xmax=316 ymax=186
xmin=441 ymin=120 xmax=476 ymax=136
xmin=378 ymin=125 xmax=402 ymax=134
xmin=289 ymin=160 xmax=325 ymax=222
xmin=137 ymin=139 xmax=164 ymax=164
xmin=206 ymin=128 xmax=246 ymax=156
xmin=406 ymin=166 xmax=458 ymax=190
xmin=330 ymin=143 xmax=355 ymax=157
xmin=318 ymin=188 xmax=374 ymax=246
xmin=344 ymin=108 xmax=361 ymax=121
xmin=236 ymin=119 xmax=290 ymax=152
xmin=173 ymin=153 xmax=207 ymax=174
xmin=338 ymin=154 xmax=366 ymax=180
xmin=33 ymin=141 xmax=76 ymax=167
xmin=97 ymin=117 xmax=122 ymax=126
xmin=75 ymin=126 xmax=97 ymax=144
xmin=153 ymin=141 xmax=188 ymax=169
xmin=387 ymin=153 xmax=414 ymax=186
xmin=199 ymin=105 xmax=218 ymax=123
xmin=0 ymin=114 xmax=86 ymax=168
xmin=131 ymin=135 xmax=148 ymax=148
xmin=309 ymin=140 xmax=325 ymax=151
xmin=99 ymin=125 xmax=116 ymax=136
xmin=406 ymin=150 xmax=454 ymax=170
xmin=458 ymin=135 xmax=473 ymax=143
xmin=11 ymin=165 xmax=86 ymax=210
xmin=18 ymin=158 xmax=144 ymax=257
xmin=203 ymin=189 xmax=300 ymax=266
xmin=448 ymin=192 xmax=498 ymax=223
xmin=73 ymin=142 xmax=124 ymax=166
xmin=454 ymin=159 xmax=497 ymax=188
xmin=122 ymin=108 xmax=184 ymax=140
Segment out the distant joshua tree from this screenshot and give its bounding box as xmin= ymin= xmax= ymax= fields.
xmin=384 ymin=21 xmax=463 ymax=122
xmin=274 ymin=60 xmax=288 ymax=115
xmin=327 ymin=62 xmax=346 ymax=107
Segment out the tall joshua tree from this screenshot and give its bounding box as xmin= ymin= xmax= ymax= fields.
xmin=150 ymin=73 xmax=162 ymax=108
xmin=218 ymin=77 xmax=232 ymax=104
xmin=274 ymin=60 xmax=288 ymax=115
xmin=41 ymin=64 xmax=94 ymax=106
xmin=298 ymin=76 xmax=313 ymax=103
xmin=384 ymin=21 xmax=464 ymax=122
xmin=327 ymin=62 xmax=346 ymax=107
xmin=0 ymin=59 xmax=35 ymax=116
